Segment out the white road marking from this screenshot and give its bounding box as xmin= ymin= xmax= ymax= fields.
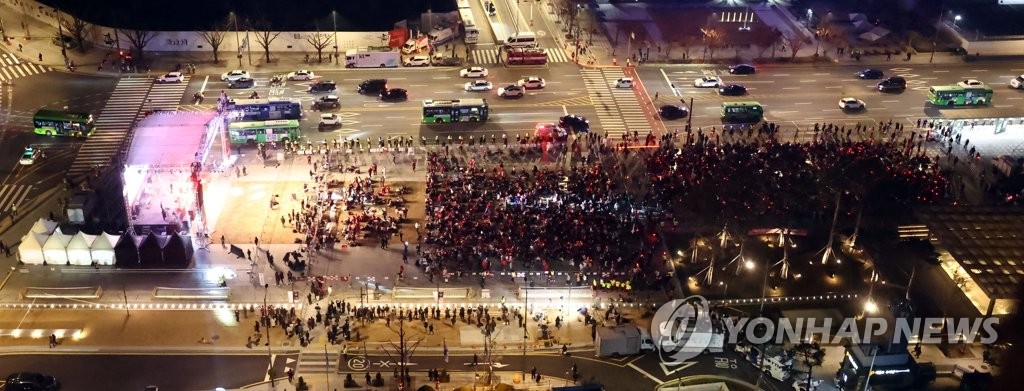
xmin=970 ymin=70 xmax=988 ymax=72
xmin=825 ymin=86 xmax=842 ymax=89
xmin=813 ymin=73 xmax=831 ymax=76
xmin=782 ymin=87 xmax=799 ymax=90
xmin=772 ymin=74 xmax=790 ymax=76
xmin=1007 ymin=97 xmax=1024 ymax=100
xmin=882 ymin=100 xmax=899 ymax=103
xmin=773 ymin=110 xmax=797 ymax=114
xmin=995 ymin=105 xmax=1012 ymax=108
xmin=794 ymin=102 xmax=811 ymax=105
xmin=199 ymin=75 xmax=209 ymax=93
xmin=932 ymin=70 xmax=948 ymax=73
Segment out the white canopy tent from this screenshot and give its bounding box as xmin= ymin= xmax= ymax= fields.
xmin=90 ymin=233 xmax=119 ymax=266
xmin=66 ymin=232 xmax=97 ymax=266
xmin=29 ymin=218 xmax=58 ymax=235
xmin=42 ymin=228 xmax=73 ymax=265
xmin=18 ymin=232 xmax=48 ymax=265
xmin=859 ymin=26 xmax=891 ymax=42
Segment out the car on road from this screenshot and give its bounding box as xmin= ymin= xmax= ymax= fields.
xmin=318 ymin=114 xmax=341 ymax=130
xmin=4 ymin=372 xmax=60 ymax=391
xmin=312 ymin=95 xmax=341 ymax=110
xmin=558 ymin=115 xmax=590 ymax=134
xmin=227 ymin=77 xmax=255 ymax=89
xmin=1011 ymin=75 xmax=1024 ymax=89
xmin=155 ymin=71 xmax=185 ymax=83
xmin=614 ymin=77 xmax=634 ymax=88
xmin=535 ymin=123 xmax=567 ymax=142
xmin=287 ymin=70 xmax=315 ymax=81
xmin=220 ymin=69 xmax=250 ymax=82
xmin=497 ymin=84 xmax=525 ymax=98
xmin=357 ymin=79 xmax=388 ymax=94
xmin=464 ymin=80 xmax=493 ymax=92
xmin=693 ymin=76 xmax=722 ymax=88
xmin=857 ymin=69 xmax=884 ymax=79
xmin=957 ymin=79 xmax=984 ymax=88
xmin=379 ymin=88 xmax=408 ymax=102
xmin=877 ymin=76 xmax=906 ymax=92
xmin=308 ymin=80 xmax=337 ymax=93
xmin=659 ymin=105 xmax=689 ymax=120
xmin=839 ymin=97 xmax=866 ymax=110
xmin=459 ymin=66 xmax=489 ymax=78
xmin=19 ymin=146 xmax=41 ymax=165
xmin=517 ymin=76 xmax=546 ymax=89
xmin=404 ymin=56 xmax=430 ymax=67
xmin=729 ymin=64 xmax=756 ymax=75
xmin=718 ymin=84 xmax=747 ymax=96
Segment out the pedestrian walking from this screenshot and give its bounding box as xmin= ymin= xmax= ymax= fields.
xmin=38 ymin=53 xmax=42 ymax=61
xmin=254 ymin=236 xmax=260 ymax=248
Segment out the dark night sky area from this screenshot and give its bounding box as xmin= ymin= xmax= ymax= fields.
xmin=39 ymin=0 xmax=457 ymax=31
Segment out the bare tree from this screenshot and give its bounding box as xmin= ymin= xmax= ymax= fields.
xmin=756 ymin=27 xmax=783 ymax=58
xmin=305 ymin=31 xmax=331 ymax=63
xmin=382 ymin=317 xmax=423 ymax=391
xmin=197 ymin=21 xmax=229 ymax=63
xmin=123 ymin=29 xmax=156 ymax=59
xmin=250 ymin=18 xmax=281 ymax=63
xmin=784 ymin=34 xmax=807 ymax=59
xmin=59 ymin=15 xmax=91 ymax=52
xmin=792 ymin=341 xmax=825 ymax=391
xmin=703 ymin=28 xmax=725 ymax=60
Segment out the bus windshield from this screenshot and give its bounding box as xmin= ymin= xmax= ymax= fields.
xmin=228 ymin=120 xmax=301 ymax=145
xmin=33 ymin=109 xmax=95 ymax=137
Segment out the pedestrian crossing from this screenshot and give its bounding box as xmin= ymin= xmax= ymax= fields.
xmin=296 ymin=350 xmax=339 ymax=375
xmin=607 ymin=69 xmax=652 ymax=136
xmin=146 ymin=76 xmax=190 ymax=111
xmin=470 ymin=47 xmax=571 ymax=64
xmin=0 ymin=185 xmax=32 ymax=216
xmin=66 ymin=77 xmax=152 ymax=180
xmin=0 ymin=53 xmax=50 ymax=82
xmin=580 ymin=69 xmax=653 ymax=138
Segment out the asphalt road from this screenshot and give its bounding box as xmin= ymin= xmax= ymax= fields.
xmin=0 ymin=352 xmax=270 ymax=391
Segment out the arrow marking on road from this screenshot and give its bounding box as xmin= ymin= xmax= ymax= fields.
xmin=492 ymin=363 xmax=509 ymax=368
xmin=658 ymin=361 xmax=696 ymax=376
xmin=286 ymin=358 xmax=296 ymax=364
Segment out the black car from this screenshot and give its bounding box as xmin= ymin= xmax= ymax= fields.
xmin=718 ymin=84 xmax=747 ymax=96
xmin=309 ymin=80 xmax=337 ymax=93
xmin=877 ymin=76 xmax=907 ymax=92
xmin=558 ymin=115 xmax=590 ymax=134
xmin=227 ymin=77 xmax=255 ymax=89
xmin=857 ymin=69 xmax=884 ymax=79
xmin=379 ymin=88 xmax=408 ymax=102
xmin=5 ymin=372 xmax=60 ymax=391
xmin=312 ymin=95 xmax=341 ymax=110
xmin=729 ymin=64 xmax=756 ymax=75
xmin=659 ymin=105 xmax=689 ymax=120
xmin=357 ymin=79 xmax=387 ymax=94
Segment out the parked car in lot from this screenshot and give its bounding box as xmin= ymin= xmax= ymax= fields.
xmin=287 ymin=70 xmax=315 ymax=81
xmin=312 ymin=95 xmax=341 ymax=110
xmin=318 ymin=114 xmax=341 ymax=130
xmin=558 ymin=115 xmax=590 ymax=134
xmin=379 ymin=88 xmax=408 ymax=102
xmin=693 ymin=76 xmax=722 ymax=88
xmin=404 ymin=56 xmax=430 ymax=67
xmin=729 ymin=64 xmax=756 ymax=74
xmin=227 ymin=77 xmax=255 ymax=89
xmin=517 ymin=76 xmax=546 ymax=89
xmin=459 ymin=66 xmax=489 ymax=78
xmin=155 ymin=71 xmax=185 ymax=83
xmin=857 ymin=69 xmax=884 ymax=79
xmin=220 ymin=69 xmax=250 ymax=82
xmin=718 ymin=84 xmax=747 ymax=96
xmin=659 ymin=105 xmax=689 ymax=120
xmin=839 ymin=97 xmax=866 ymax=111
xmin=497 ymin=84 xmax=524 ymax=98
xmin=464 ymin=80 xmax=493 ymax=92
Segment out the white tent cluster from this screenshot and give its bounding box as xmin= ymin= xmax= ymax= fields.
xmin=18 ymin=219 xmax=118 ymax=266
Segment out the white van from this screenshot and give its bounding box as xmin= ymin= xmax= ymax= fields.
xmin=402 ymin=37 xmax=429 ymax=54
xmin=505 ymin=32 xmax=538 ymax=48
xmin=1011 ymin=75 xmax=1024 ymax=89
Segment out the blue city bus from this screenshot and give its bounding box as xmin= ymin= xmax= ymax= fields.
xmin=226 ymin=98 xmax=302 ymax=121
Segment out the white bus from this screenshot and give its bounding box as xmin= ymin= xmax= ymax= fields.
xmin=460 ymin=9 xmax=479 ymax=44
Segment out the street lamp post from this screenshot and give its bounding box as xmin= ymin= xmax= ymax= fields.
xmin=231 ymin=12 xmax=242 ymax=68
xmin=55 ymin=8 xmax=67 ymax=66
xmin=930 ymin=6 xmax=946 ymax=63
xmin=332 ymin=11 xmax=339 ymax=65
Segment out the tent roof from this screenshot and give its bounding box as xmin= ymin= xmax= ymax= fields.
xmin=20 ymin=232 xmax=48 ymax=250
xmin=91 ymin=233 xmax=120 ymax=251
xmin=43 ymin=228 xmax=73 ymax=249
xmin=67 ymin=232 xmax=97 ymax=250
xmin=30 ymin=219 xmax=58 ymax=235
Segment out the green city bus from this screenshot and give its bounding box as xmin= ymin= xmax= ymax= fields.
xmin=927 ymin=85 xmax=993 ymax=106
xmin=422 ymin=99 xmax=489 ymax=123
xmin=228 ymin=119 xmax=301 ymax=145
xmin=33 ymin=109 xmax=95 ymax=137
xmin=721 ymin=101 xmax=764 ymax=123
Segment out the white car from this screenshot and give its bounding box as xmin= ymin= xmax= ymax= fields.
xmin=19 ymin=146 xmax=41 ymax=165
xmin=1011 ymin=75 xmax=1024 ymax=89
xmin=404 ymin=56 xmax=430 ymax=67
xmin=287 ymin=70 xmax=315 ymax=81
xmin=957 ymin=79 xmax=984 ymax=88
xmin=693 ymin=76 xmax=722 ymax=88
xmin=518 ymin=76 xmax=546 ymax=89
xmin=839 ymin=97 xmax=866 ymax=110
xmin=464 ymin=80 xmax=493 ymax=92
xmin=155 ymin=71 xmax=185 ymax=83
xmin=318 ymin=113 xmax=341 ymax=129
xmin=460 ymin=67 xmax=489 ymax=78
xmin=221 ymin=70 xmax=250 ymax=82
xmin=615 ymin=77 xmax=633 ymax=88
xmin=498 ymin=84 xmax=525 ymax=98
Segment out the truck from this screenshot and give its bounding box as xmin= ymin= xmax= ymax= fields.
xmin=345 ymin=47 xmax=400 ymax=68
xmin=505 ymin=47 xmax=547 ymax=65
xmin=428 ymin=25 xmax=460 ymax=47
xmin=401 ymin=36 xmax=430 ymax=54
xmin=595 ymin=325 xmax=656 ymax=357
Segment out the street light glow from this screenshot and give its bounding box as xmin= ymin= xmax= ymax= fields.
xmin=744 ymin=259 xmax=756 ymax=270
xmin=864 ymin=300 xmax=878 ymax=314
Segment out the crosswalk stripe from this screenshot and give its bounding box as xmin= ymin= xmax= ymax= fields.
xmin=0 ymin=185 xmax=32 ymax=213
xmin=67 ymin=78 xmax=153 ymax=179
xmin=296 ymin=352 xmax=338 ymax=374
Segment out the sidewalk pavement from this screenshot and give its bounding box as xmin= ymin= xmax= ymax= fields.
xmin=238 ymin=371 xmax=571 ymax=391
